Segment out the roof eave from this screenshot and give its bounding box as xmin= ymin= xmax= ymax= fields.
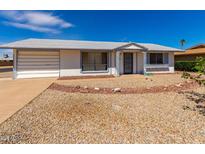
xmin=0 ymin=46 xmax=115 ymax=51
xmin=147 ymin=49 xmax=184 ymax=52
xmin=186 ymin=44 xmax=205 ymax=50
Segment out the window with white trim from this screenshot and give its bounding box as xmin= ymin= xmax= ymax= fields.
xmin=81 ymin=52 xmax=108 ymax=71
xmin=147 ymin=53 xmax=168 ymax=64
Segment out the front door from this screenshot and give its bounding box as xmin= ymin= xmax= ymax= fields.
xmin=123 ymin=53 xmax=133 ymax=74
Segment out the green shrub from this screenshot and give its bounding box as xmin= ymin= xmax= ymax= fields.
xmin=181 ymin=57 xmax=205 ymax=86
xmin=175 ymin=61 xmax=197 ymax=72
xmin=194 ymin=57 xmax=205 ymax=73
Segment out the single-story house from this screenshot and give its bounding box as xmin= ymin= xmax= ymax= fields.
xmin=175 ymin=44 xmax=205 ymax=61
xmin=0 ymin=38 xmax=183 ymax=79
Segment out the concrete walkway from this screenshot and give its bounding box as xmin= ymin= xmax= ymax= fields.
xmin=0 ymin=78 xmax=55 ymax=123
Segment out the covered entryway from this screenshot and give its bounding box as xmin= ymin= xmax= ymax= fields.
xmin=123 ymin=53 xmax=133 ymax=74
xmin=16 ymin=50 xmax=60 ymax=78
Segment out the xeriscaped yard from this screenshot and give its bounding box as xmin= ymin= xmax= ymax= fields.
xmin=57 ymin=73 xmax=186 ymax=88
xmin=0 ymin=74 xmax=205 ymax=144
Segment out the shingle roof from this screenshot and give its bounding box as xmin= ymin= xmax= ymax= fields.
xmin=138 ymin=43 xmax=183 ymax=51
xmin=0 ymin=38 xmax=183 ymax=52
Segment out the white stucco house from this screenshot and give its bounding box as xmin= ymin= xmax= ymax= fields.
xmin=0 ymin=38 xmax=183 ymax=79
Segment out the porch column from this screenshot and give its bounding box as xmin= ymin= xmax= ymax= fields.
xmin=115 ymin=51 xmax=121 ymax=76
xmin=143 ymin=52 xmax=147 ymax=74
xmin=13 ymin=49 xmax=17 ymax=79
xmin=133 ymin=52 xmax=137 ymax=74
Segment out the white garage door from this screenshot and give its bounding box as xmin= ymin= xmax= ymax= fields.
xmin=16 ymin=50 xmax=60 ymax=78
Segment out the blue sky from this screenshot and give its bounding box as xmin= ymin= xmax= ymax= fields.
xmin=1 ymin=10 xmax=205 ymax=58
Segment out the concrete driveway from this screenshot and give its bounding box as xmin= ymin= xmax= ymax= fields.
xmin=0 ymin=66 xmax=13 ymax=78
xmin=0 ymin=78 xmax=56 ymax=123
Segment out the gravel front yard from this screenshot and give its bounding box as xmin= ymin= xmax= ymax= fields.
xmin=56 ymin=74 xmax=186 ymax=88
xmin=0 ymin=87 xmax=205 ymax=143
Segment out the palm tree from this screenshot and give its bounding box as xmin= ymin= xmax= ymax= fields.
xmin=180 ymin=39 xmax=186 ymax=49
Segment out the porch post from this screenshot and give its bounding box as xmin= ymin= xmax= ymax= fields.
xmin=13 ymin=49 xmax=17 ymax=79
xmin=143 ymin=52 xmax=147 ymax=74
xmin=115 ymin=51 xmax=121 ymax=76
xmin=133 ymin=52 xmax=137 ymax=74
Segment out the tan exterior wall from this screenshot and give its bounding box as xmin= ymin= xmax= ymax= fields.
xmin=60 ymin=50 xmax=113 ymax=76
xmin=60 ymin=50 xmax=81 ymax=76
xmin=120 ymin=52 xmax=124 ymax=74
xmin=168 ymin=52 xmax=174 ymax=72
xmin=13 ymin=49 xmax=17 ymax=79
xmin=110 ymin=51 xmax=116 ymax=74
xmin=133 ymin=52 xmax=137 ymax=74
xmin=169 ymin=52 xmax=174 ymax=66
xmin=137 ymin=52 xmax=144 ymax=73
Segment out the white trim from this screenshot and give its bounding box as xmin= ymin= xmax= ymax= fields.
xmin=16 ymin=70 xmax=59 ymax=78
xmin=81 ymin=70 xmax=109 ymax=73
xmin=133 ymin=52 xmax=137 ymax=74
xmin=145 ymin=64 xmax=169 ymax=68
xmin=13 ymin=49 xmax=17 ymax=79
xmin=109 ymin=67 xmax=116 ymax=75
xmin=144 ymin=64 xmax=173 ymax=74
xmin=120 ymin=52 xmax=124 ymax=74
xmin=146 ymin=71 xmax=171 ymax=74
xmin=115 ymin=51 xmax=120 ymax=76
xmin=143 ymin=52 xmax=147 ymax=73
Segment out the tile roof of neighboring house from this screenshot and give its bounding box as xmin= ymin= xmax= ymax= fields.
xmin=187 ymin=44 xmax=205 ymax=50
xmin=175 ymin=44 xmax=205 ymax=55
xmin=0 ymin=38 xmax=183 ymax=52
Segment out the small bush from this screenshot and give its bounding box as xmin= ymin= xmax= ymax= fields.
xmin=194 ymin=57 xmax=205 ymax=73
xmin=175 ymin=61 xmax=197 ymax=72
xmin=181 ymin=57 xmax=205 ymax=87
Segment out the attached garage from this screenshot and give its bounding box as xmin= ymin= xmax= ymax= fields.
xmin=16 ymin=50 xmax=60 ymax=78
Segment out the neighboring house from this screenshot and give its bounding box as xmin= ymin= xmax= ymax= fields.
xmin=175 ymin=44 xmax=205 ymax=61
xmin=0 ymin=39 xmax=183 ymax=79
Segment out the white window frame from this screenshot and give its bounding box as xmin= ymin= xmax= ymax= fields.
xmin=147 ymin=52 xmax=169 ymax=65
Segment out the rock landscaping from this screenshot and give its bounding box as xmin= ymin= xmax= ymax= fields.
xmin=0 ymin=87 xmax=205 ymax=143
xmin=94 ymin=87 xmax=100 ymax=91
xmin=48 ymin=81 xmax=198 ymax=94
xmin=0 ymin=73 xmax=204 ymax=144
xmin=56 ymin=74 xmax=187 ymax=88
xmin=112 ymin=88 xmax=121 ymax=93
